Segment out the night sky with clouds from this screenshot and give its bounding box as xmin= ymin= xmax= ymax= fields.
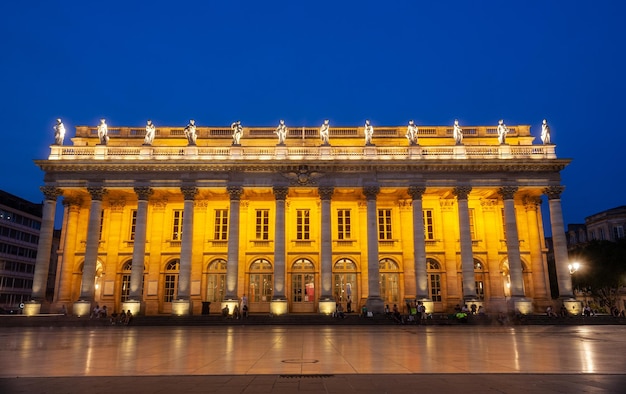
xmin=1 ymin=1 xmax=625 ymax=232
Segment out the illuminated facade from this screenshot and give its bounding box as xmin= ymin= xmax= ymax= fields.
xmin=31 ymin=121 xmax=574 ymax=316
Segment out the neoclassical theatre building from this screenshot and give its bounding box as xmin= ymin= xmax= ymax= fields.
xmin=29 ymin=119 xmax=574 ymax=317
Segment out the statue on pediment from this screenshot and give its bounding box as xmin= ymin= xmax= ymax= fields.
xmin=144 ymin=120 xmax=155 ymax=145
xmin=497 ymin=119 xmax=509 ymax=145
xmin=364 ymin=119 xmax=374 ymax=145
xmin=231 ymin=120 xmax=243 ymax=145
xmin=53 ymin=118 xmax=65 ymax=146
xmin=453 ymin=119 xmax=463 ymax=145
xmin=541 ymin=119 xmax=551 ymax=144
xmin=406 ymin=120 xmax=418 ymax=145
xmin=320 ymin=119 xmax=330 ymax=145
xmin=275 ymin=120 xmax=288 ymax=144
xmin=97 ymin=118 xmax=109 ymax=145
xmin=184 ymin=119 xmax=197 ymax=145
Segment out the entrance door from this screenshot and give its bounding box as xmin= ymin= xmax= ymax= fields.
xmin=291 ymin=258 xmax=316 ymax=312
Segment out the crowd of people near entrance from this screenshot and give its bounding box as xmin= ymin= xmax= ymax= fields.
xmin=89 ymin=304 xmax=133 ymax=325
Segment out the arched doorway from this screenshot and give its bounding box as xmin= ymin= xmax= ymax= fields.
xmin=333 ymin=258 xmax=358 ymax=313
xmin=474 ymin=258 xmax=487 ymax=301
xmin=206 ymin=258 xmax=226 ymax=303
xmin=290 ymin=258 xmax=316 ymax=313
xmin=161 ymin=259 xmax=180 ymax=313
xmin=426 ymin=257 xmax=445 ymax=312
xmin=248 ymin=259 xmax=273 ymax=313
xmin=379 ymin=258 xmax=400 ymax=306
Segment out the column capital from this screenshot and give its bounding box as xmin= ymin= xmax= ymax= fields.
xmin=452 ymin=186 xmax=472 ymax=200
xmin=543 ymin=185 xmax=565 ymax=200
xmin=40 ymin=186 xmax=62 ymax=201
xmin=523 ymin=195 xmax=542 ymax=210
xmin=62 ymin=196 xmax=82 ymax=208
xmin=134 ymin=186 xmax=153 ymax=201
xmin=273 ymin=186 xmax=289 ymax=201
xmin=180 ymin=186 xmax=198 ymax=200
xmin=363 ymin=186 xmax=380 ymax=200
xmin=408 ymin=186 xmax=426 ymax=200
xmin=227 ymin=186 xmax=243 ymax=201
xmin=86 ymin=186 xmax=107 ymax=201
xmin=498 ymin=186 xmax=518 ymax=200
xmin=318 ymin=186 xmax=334 ymax=201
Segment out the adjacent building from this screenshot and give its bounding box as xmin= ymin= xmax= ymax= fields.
xmin=31 ymin=120 xmax=574 ymax=316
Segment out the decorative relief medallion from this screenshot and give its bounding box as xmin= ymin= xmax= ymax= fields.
xmin=109 ymin=199 xmax=126 ymax=212
xmin=151 ymin=199 xmax=168 ymax=211
xmin=282 ymin=165 xmax=323 ymax=186
xmin=440 ymin=199 xmax=455 ymax=211
xmin=480 ymin=199 xmax=497 ymax=211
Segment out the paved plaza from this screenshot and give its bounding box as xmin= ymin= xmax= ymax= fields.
xmin=1 ymin=325 xmax=625 ymax=393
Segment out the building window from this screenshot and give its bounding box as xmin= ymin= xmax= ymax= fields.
xmin=129 ymin=210 xmax=137 ymax=241
xmin=291 ymin=259 xmax=315 ymax=303
xmin=378 ymin=209 xmax=392 ymax=240
xmin=614 ymin=226 xmax=624 ymax=240
xmin=249 ymin=259 xmax=273 ymax=302
xmin=164 ymin=259 xmax=179 ymax=302
xmin=172 ymin=210 xmax=183 ymax=241
xmin=120 ymin=260 xmax=132 ymax=302
xmin=255 ymin=210 xmax=269 ymax=240
xmin=99 ymin=210 xmax=105 ymax=240
xmin=423 ymin=209 xmax=434 ymax=240
xmin=427 ymin=258 xmax=442 ymax=302
xmin=474 ymin=259 xmax=485 ymax=300
xmin=206 ymin=259 xmax=227 ymax=302
xmin=333 ymin=258 xmax=357 ymax=304
xmin=468 ymin=208 xmax=476 ymax=240
xmin=296 ymin=210 xmax=310 ymax=240
xmin=214 ymin=209 xmax=228 ymax=240
xmin=337 ymin=209 xmax=351 ymax=240
xmin=501 ymin=208 xmax=507 ymax=238
xmin=379 ymin=258 xmax=400 ymax=304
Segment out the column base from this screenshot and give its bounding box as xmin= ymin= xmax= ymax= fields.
xmin=318 ymin=297 xmax=336 ymax=315
xmin=365 ymin=297 xmax=385 ymax=314
xmin=513 ymin=297 xmax=534 ymax=315
xmin=171 ymin=299 xmax=192 ymax=316
xmin=121 ymin=300 xmax=142 ymax=316
xmin=73 ymin=300 xmax=92 ymax=317
xmin=562 ymin=298 xmax=582 ymax=316
xmin=23 ymin=301 xmax=42 ymax=316
xmin=270 ymin=298 xmax=288 ymax=316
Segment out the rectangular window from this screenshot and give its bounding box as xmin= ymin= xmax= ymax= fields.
xmin=475 ymin=280 xmax=485 ymax=300
xmin=120 ymin=274 xmax=131 ymax=302
xmin=337 ymin=209 xmax=351 ymax=240
xmin=99 ymin=210 xmax=105 ymax=240
xmin=614 ymin=226 xmax=625 ymax=240
xmin=255 ymin=210 xmax=269 ymax=240
xmin=172 ymin=210 xmax=183 ymax=240
xmin=378 ymin=209 xmax=392 ymax=240
xmin=129 ymin=210 xmax=137 ymax=241
xmin=429 ymin=274 xmax=441 ymax=302
xmin=423 ymin=209 xmax=434 ymax=240
xmin=214 ymin=209 xmax=228 ymax=240
xmin=468 ymin=208 xmax=476 ymax=240
xmin=164 ymin=274 xmax=177 ymax=302
xmin=296 ymin=210 xmax=310 ymax=240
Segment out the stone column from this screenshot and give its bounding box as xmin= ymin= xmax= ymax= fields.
xmin=364 ymin=186 xmax=384 ymax=313
xmin=55 ymin=198 xmax=81 ymax=304
xmin=524 ymin=196 xmax=550 ymax=300
xmin=544 ymin=186 xmax=574 ymax=299
xmin=126 ymin=187 xmax=152 ymax=313
xmin=318 ymin=186 xmax=335 ymax=314
xmin=453 ymin=186 xmax=476 ymax=301
xmin=74 ymin=187 xmax=106 ymax=316
xmin=271 ymin=186 xmax=289 ymax=315
xmin=177 ymin=186 xmax=198 ymax=301
xmin=498 ymin=187 xmax=525 ymax=297
xmin=225 ymin=186 xmax=243 ymax=301
xmin=25 ymin=187 xmax=62 ymax=315
xmin=408 ymin=186 xmax=429 ymax=300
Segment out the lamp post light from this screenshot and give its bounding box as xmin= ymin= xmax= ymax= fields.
xmin=568 ymin=262 xmax=580 ymax=275
xmin=564 ymin=261 xmax=582 ymax=315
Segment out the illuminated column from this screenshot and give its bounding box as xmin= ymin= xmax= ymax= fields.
xmin=499 ymin=187 xmax=525 ymax=298
xmin=177 ymin=186 xmax=198 ymax=300
xmin=524 ymin=196 xmax=550 ymax=299
xmin=364 ymin=186 xmax=384 ymax=313
xmin=319 ymin=187 xmax=334 ymax=300
xmin=453 ymin=186 xmax=476 ymax=301
xmin=129 ymin=187 xmax=152 ymax=301
xmin=30 ymin=187 xmax=62 ymax=301
xmin=272 ymin=186 xmax=288 ymax=300
xmin=79 ymin=186 xmax=107 ymax=300
xmin=225 ymin=186 xmax=242 ymax=300
xmin=544 ymin=186 xmax=574 ymax=298
xmin=408 ymin=186 xmax=429 ymax=300
xmin=55 ymin=198 xmax=81 ymax=303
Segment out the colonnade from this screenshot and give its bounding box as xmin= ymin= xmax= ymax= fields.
xmin=27 ymin=184 xmax=574 ymax=316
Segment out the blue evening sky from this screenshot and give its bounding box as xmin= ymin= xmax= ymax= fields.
xmin=1 ymin=1 xmax=625 ymax=231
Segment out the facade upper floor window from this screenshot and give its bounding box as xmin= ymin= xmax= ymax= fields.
xmin=423 ymin=209 xmax=434 ymax=240
xmin=129 ymin=210 xmax=137 ymax=241
xmin=172 ymin=210 xmax=183 ymax=240
xmin=378 ymin=209 xmax=392 ymax=240
xmin=255 ymin=210 xmax=269 ymax=240
xmin=337 ymin=209 xmax=351 ymax=239
xmin=296 ymin=209 xmax=310 ymax=240
xmin=214 ymin=209 xmax=228 ymax=240
xmin=468 ymin=208 xmax=476 ymax=240
xmin=614 ymin=225 xmax=624 ymax=240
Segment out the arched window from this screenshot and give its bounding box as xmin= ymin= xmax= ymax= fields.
xmin=379 ymin=258 xmax=400 ymax=304
xmin=206 ymin=259 xmax=227 ymax=302
xmin=120 ymin=260 xmax=132 ymax=302
xmin=426 ymin=258 xmax=442 ymax=302
xmin=333 ymin=258 xmax=357 ymax=305
xmin=291 ymin=258 xmax=315 ymax=303
xmin=248 ymin=259 xmax=273 ymax=303
xmin=164 ymin=259 xmax=180 ymax=303
xmin=474 ymin=258 xmax=486 ymax=300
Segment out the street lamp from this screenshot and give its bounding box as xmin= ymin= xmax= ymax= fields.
xmin=568 ymin=262 xmax=580 ymax=275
